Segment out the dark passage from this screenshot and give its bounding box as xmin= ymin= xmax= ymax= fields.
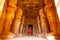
xmin=28 ymin=24 xmax=33 ymax=35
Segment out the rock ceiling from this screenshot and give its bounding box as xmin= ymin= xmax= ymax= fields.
xmin=18 ymin=0 xmax=44 ymax=19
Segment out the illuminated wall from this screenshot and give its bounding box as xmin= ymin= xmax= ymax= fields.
xmin=54 ymin=0 xmax=60 ymax=20
xmin=0 ymin=0 xmax=5 ymax=17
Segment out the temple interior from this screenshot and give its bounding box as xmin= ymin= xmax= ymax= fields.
xmin=0 ymin=0 xmax=60 ymax=40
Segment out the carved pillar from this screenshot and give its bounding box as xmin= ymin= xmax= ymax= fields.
xmin=19 ymin=16 xmax=25 ymax=34
xmin=39 ymin=8 xmax=49 ymax=35
xmin=37 ymin=16 xmax=41 ymax=34
xmin=3 ymin=0 xmax=17 ymax=33
xmin=45 ymin=0 xmax=59 ymax=35
xmin=1 ymin=0 xmax=17 ymax=38
xmin=11 ymin=7 xmax=23 ymax=34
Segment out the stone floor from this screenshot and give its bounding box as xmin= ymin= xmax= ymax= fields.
xmin=0 ymin=33 xmax=48 ymax=40
xmin=0 ymin=33 xmax=55 ymax=40
xmin=0 ymin=32 xmax=57 ymax=40
xmin=1 ymin=36 xmax=47 ymax=40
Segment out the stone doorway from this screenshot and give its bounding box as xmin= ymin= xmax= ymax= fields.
xmin=28 ymin=24 xmax=33 ymax=35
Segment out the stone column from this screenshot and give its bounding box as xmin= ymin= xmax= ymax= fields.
xmin=19 ymin=16 xmax=25 ymax=34
xmin=39 ymin=8 xmax=49 ymax=35
xmin=1 ymin=0 xmax=17 ymax=38
xmin=44 ymin=0 xmax=59 ymax=35
xmin=11 ymin=7 xmax=23 ymax=34
xmin=3 ymin=0 xmax=17 ymax=32
xmin=37 ymin=16 xmax=41 ymax=34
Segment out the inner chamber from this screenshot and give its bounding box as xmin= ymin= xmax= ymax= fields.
xmin=14 ymin=0 xmax=51 ymax=35
xmin=21 ymin=9 xmax=50 ymax=35
xmin=22 ymin=10 xmax=39 ymax=35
